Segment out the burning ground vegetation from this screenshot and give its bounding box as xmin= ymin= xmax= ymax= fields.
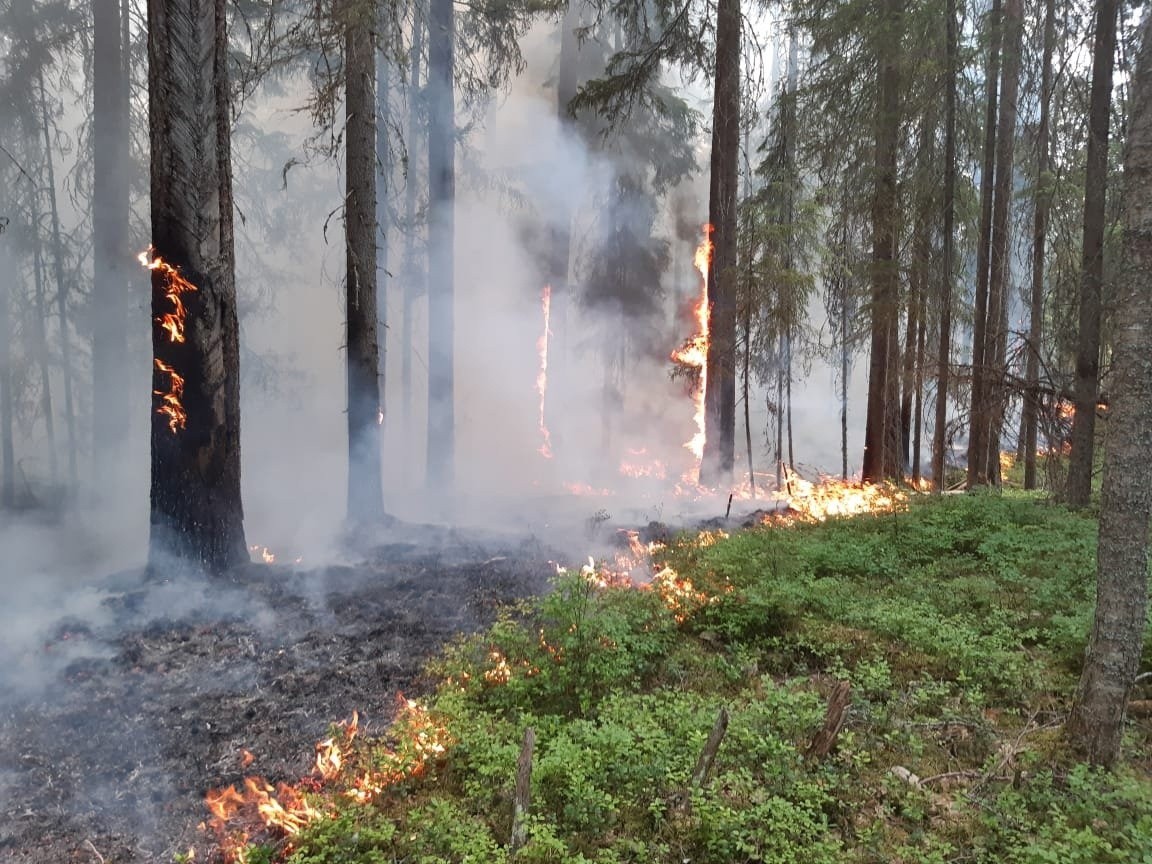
xmin=6 ymin=486 xmax=1152 ymax=864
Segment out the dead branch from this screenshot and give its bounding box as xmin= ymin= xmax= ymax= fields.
xmin=509 ymin=726 xmax=535 ymax=855
xmin=805 ymin=680 xmax=851 ymax=760
xmin=672 ymin=707 xmax=730 ymax=816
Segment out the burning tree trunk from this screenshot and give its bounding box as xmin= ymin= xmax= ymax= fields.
xmin=1022 ymin=0 xmax=1055 ymax=491
xmin=981 ymin=0 xmax=1023 ymax=485
xmin=345 ymin=0 xmax=385 ymax=522
xmin=146 ymin=0 xmax=247 ymax=572
xmin=700 ymin=0 xmax=740 ymax=486
xmin=1067 ymin=0 xmax=1121 ymax=508
xmin=862 ymin=0 xmax=901 ymax=482
xmin=1066 ymin=12 xmax=1152 ymax=766
xmin=92 ymin=0 xmax=131 ymax=484
xmin=426 ymin=0 xmax=455 ymax=489
xmin=966 ymin=0 xmax=1002 ymax=488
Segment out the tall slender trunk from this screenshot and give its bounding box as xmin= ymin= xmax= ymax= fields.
xmin=93 ymin=0 xmax=131 ymax=484
xmin=912 ymin=298 xmax=926 ymax=483
xmin=346 ymin=0 xmax=384 ymax=522
xmin=426 ymin=0 xmax=455 ymax=490
xmin=402 ymin=6 xmax=423 ymax=481
xmin=932 ymin=0 xmax=958 ymax=490
xmin=38 ymin=71 xmax=78 ymax=490
xmin=700 ymin=0 xmax=740 ymax=485
xmin=901 ymin=265 xmax=920 ymax=470
xmin=841 ymin=250 xmax=850 ymax=481
xmin=775 ymin=346 xmax=783 ymax=486
xmin=863 ymin=0 xmax=901 ymax=481
xmin=741 ymin=127 xmax=754 ymax=496
xmin=966 ymin=0 xmax=1003 ymax=487
xmin=31 ymin=205 xmax=58 ymax=483
xmin=0 ymin=266 xmax=13 ymax=507
xmin=1067 ymin=0 xmax=1121 ymax=508
xmin=1066 ymin=13 xmax=1152 ymax=766
xmin=147 ymin=0 xmax=247 ymax=572
xmin=982 ymin=0 xmax=1023 ymax=487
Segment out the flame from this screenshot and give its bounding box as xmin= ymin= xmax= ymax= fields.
xmin=619 ymin=447 xmax=667 ymax=479
xmin=563 ymin=482 xmax=614 ymax=496
xmin=671 ymin=225 xmax=713 ymax=465
xmin=141 ymin=247 xmax=198 ymax=435
xmin=153 ymin=359 xmax=187 ymax=434
xmin=773 ymin=467 xmax=908 ymax=523
xmin=249 ymin=545 xmax=276 ymax=564
xmin=536 ymin=284 xmax=553 ymax=459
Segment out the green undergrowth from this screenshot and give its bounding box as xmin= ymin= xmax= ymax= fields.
xmin=220 ymin=494 xmax=1152 ymax=864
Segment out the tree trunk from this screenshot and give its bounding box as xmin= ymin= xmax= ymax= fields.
xmin=146 ymin=0 xmax=247 ymax=572
xmin=1067 ymin=0 xmax=1121 ymax=508
xmin=863 ymin=0 xmax=901 ymax=482
xmin=1066 ymin=13 xmax=1152 ymax=766
xmin=30 ymin=202 xmax=58 ymax=483
xmin=402 ymin=6 xmax=423 ymax=484
xmin=92 ymin=0 xmax=131 ymax=484
xmin=966 ymin=0 xmax=1002 ymax=487
xmin=841 ymin=253 xmax=849 ymax=481
xmin=912 ymin=295 xmax=925 ymax=484
xmin=1021 ymin=0 xmax=1054 ymax=491
xmin=932 ymin=0 xmax=958 ymax=490
xmin=982 ymin=0 xmax=1023 ymax=487
xmin=0 ymin=265 xmax=13 ymax=507
xmin=38 ymin=71 xmax=78 ymax=490
xmin=346 ymin=0 xmax=385 ymax=523
xmin=426 ymin=0 xmax=455 ymax=490
xmin=700 ymin=0 xmax=740 ymax=486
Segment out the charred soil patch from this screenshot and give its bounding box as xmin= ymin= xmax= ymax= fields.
xmin=0 ymin=528 xmax=555 ymax=864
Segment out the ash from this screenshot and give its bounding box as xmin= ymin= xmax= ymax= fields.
xmin=0 ymin=524 xmax=555 ymax=863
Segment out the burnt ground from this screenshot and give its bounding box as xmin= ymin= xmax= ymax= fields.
xmin=0 ymin=526 xmax=558 ymax=864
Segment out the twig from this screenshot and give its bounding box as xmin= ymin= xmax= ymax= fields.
xmin=673 ymin=707 xmax=730 ymax=816
xmin=919 ymin=770 xmax=984 ymax=787
xmin=509 ymin=726 xmax=535 ymax=855
xmin=83 ymin=839 xmax=106 ymax=864
xmin=725 ymin=492 xmax=734 ymax=519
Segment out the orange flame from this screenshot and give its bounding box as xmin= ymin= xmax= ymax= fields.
xmin=141 ymin=247 xmax=197 ymax=434
xmin=619 ymin=447 xmax=667 ymax=479
xmin=536 ymin=284 xmax=553 ymax=459
xmin=671 ymin=225 xmax=713 ymax=464
xmin=773 ymin=466 xmax=908 ymax=522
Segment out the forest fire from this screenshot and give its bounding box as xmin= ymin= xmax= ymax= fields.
xmin=536 ymin=284 xmax=553 ymax=459
xmin=671 ymin=224 xmax=714 ymax=465
xmin=202 ymin=698 xmax=450 ymax=862
xmin=773 ymin=467 xmax=908 ymax=522
xmin=141 ymin=247 xmax=198 ymax=435
xmin=619 ymin=447 xmax=667 ymax=479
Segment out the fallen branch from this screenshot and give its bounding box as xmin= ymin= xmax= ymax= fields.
xmin=509 ymin=727 xmax=535 ymax=855
xmin=805 ymin=680 xmax=851 ymax=760
xmin=672 ymin=707 xmax=729 ymax=816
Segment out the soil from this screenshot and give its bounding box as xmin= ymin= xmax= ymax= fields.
xmin=0 ymin=525 xmax=558 ymax=864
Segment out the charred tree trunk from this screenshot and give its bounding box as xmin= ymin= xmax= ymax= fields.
xmin=146 ymin=0 xmax=247 ymax=572
xmin=701 ymin=0 xmax=740 ymax=486
xmin=92 ymin=0 xmax=131 ymax=484
xmin=345 ymin=0 xmax=385 ymax=523
xmin=966 ymin=0 xmax=1002 ymax=487
xmin=1067 ymin=0 xmax=1121 ymax=508
xmin=1066 ymin=14 xmax=1152 ymax=766
xmin=31 ymin=206 xmax=57 ymax=483
xmin=1022 ymin=0 xmax=1054 ymax=490
xmin=38 ymin=71 xmax=77 ymax=490
xmin=932 ymin=0 xmax=958 ymax=490
xmin=982 ymin=0 xmax=1023 ymax=487
xmin=863 ymin=0 xmax=901 ymax=482
xmin=426 ymin=0 xmax=455 ymax=489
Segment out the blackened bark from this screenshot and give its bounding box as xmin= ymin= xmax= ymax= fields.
xmin=93 ymin=0 xmax=130 ymax=482
xmin=700 ymin=0 xmax=740 ymax=486
xmin=966 ymin=0 xmax=1002 ymax=487
xmin=346 ymin=0 xmax=385 ymax=522
xmin=982 ymin=0 xmax=1023 ymax=487
xmin=1066 ymin=13 xmax=1152 ymax=766
xmin=147 ymin=0 xmax=246 ymax=572
xmin=1067 ymin=0 xmax=1121 ymax=508
xmin=932 ymin=0 xmax=958 ymax=490
xmin=1022 ymin=0 xmax=1056 ymax=490
xmin=863 ymin=0 xmax=901 ymax=482
xmin=426 ymin=0 xmax=455 ymax=489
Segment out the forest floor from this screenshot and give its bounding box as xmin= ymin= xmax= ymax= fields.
xmin=0 ymin=524 xmax=563 ymax=864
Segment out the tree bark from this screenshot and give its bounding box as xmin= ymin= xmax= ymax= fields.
xmin=966 ymin=0 xmax=1002 ymax=487
xmin=402 ymin=5 xmax=423 ymax=483
xmin=147 ymin=0 xmax=247 ymax=572
xmin=0 ymin=263 xmax=13 ymax=507
xmin=426 ymin=0 xmax=455 ymax=490
xmin=700 ymin=0 xmax=740 ymax=486
xmin=346 ymin=0 xmax=385 ymax=523
xmin=30 ymin=195 xmax=58 ymax=483
xmin=1066 ymin=13 xmax=1152 ymax=766
xmin=93 ymin=0 xmax=131 ymax=484
xmin=981 ymin=0 xmax=1023 ymax=487
xmin=1067 ymin=0 xmax=1121 ymax=508
xmin=1022 ymin=0 xmax=1056 ymax=490
xmin=932 ymin=0 xmax=957 ymax=490
xmin=863 ymin=0 xmax=901 ymax=482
